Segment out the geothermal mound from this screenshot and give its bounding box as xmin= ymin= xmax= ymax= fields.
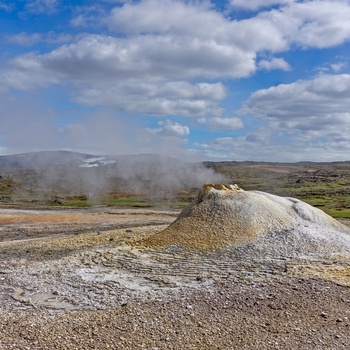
xmin=139 ymin=184 xmax=350 ymax=252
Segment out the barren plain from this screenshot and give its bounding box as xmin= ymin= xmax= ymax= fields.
xmin=0 ymin=200 xmax=350 ymax=349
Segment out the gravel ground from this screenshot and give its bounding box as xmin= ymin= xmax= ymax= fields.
xmin=0 ymin=278 xmax=350 ymax=349
xmin=0 ymin=205 xmax=350 ymax=349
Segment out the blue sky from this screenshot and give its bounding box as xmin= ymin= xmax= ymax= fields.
xmin=1 ymin=0 xmax=350 ymax=161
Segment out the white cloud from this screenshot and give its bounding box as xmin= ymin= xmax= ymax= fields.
xmin=222 ymin=73 xmax=350 ymax=160
xmin=5 ymin=32 xmax=72 ymax=46
xmin=1 ymin=53 xmax=61 ymax=91
xmin=147 ymin=120 xmax=190 ymax=137
xmin=107 ymin=0 xmax=289 ymax=53
xmin=158 ymin=82 xmax=226 ymax=101
xmin=107 ymin=0 xmax=223 ymax=36
xmin=229 ymin=0 xmax=350 ymax=51
xmin=316 ymin=60 xmax=349 ymax=74
xmin=195 ymin=72 xmax=350 ymax=162
xmin=197 ymin=117 xmax=244 ymax=130
xmin=258 ymin=57 xmax=291 ymax=71
xmin=195 ymin=134 xmax=279 ymax=161
xmin=76 ymin=81 xmax=225 ymax=117
xmin=25 ymin=34 xmax=255 ymax=81
xmin=70 ymin=4 xmax=109 ymax=28
xmin=243 ymin=74 xmax=350 ymax=127
xmin=3 ymin=0 xmax=350 ymax=131
xmin=0 ymin=33 xmax=231 ymax=116
xmin=25 ymin=0 xmax=60 ymax=14
xmin=196 ymin=128 xmax=350 ymax=162
xmin=286 ymin=1 xmax=350 ymax=48
xmin=6 ymin=32 xmax=43 ymax=46
xmin=229 ymin=0 xmax=294 ymax=11
xmin=108 ymin=0 xmax=350 ymax=56
xmin=330 ymin=62 xmax=348 ymax=73
xmin=70 ymin=15 xmax=87 ymax=27
xmin=4 ymin=0 xmax=350 ymax=89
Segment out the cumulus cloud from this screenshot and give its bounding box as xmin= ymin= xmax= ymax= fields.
xmin=196 ymin=133 xmax=281 ymax=161
xmin=196 ymin=129 xmax=350 ymax=162
xmin=5 ymin=32 xmax=43 ymax=46
xmin=3 ymin=0 xmax=350 ymax=106
xmin=330 ymin=62 xmax=348 ymax=73
xmin=215 ymin=73 xmax=350 ymax=160
xmin=146 ymin=120 xmax=190 ymax=137
xmin=1 ymin=53 xmax=61 ymax=91
xmin=1 ymin=33 xmax=230 ymax=116
xmin=258 ymin=57 xmax=291 ymax=71
xmin=2 ymin=33 xmax=255 ymax=83
xmin=229 ymin=0 xmax=293 ymax=11
xmin=107 ymin=0 xmax=226 ymax=37
xmin=316 ymin=60 xmax=349 ymax=74
xmin=285 ymin=1 xmax=350 ymax=48
xmin=196 ymin=72 xmax=350 ymax=162
xmin=76 ymin=81 xmax=225 ymax=117
xmin=230 ymin=0 xmax=350 ymax=51
xmin=243 ymin=74 xmax=350 ymax=126
xmin=3 ymin=0 xmax=350 ymax=162
xmin=5 ymin=32 xmax=72 ymax=46
xmin=197 ymin=117 xmax=244 ymax=130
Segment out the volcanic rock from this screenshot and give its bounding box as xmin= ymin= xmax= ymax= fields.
xmin=139 ymin=184 xmax=350 ymax=252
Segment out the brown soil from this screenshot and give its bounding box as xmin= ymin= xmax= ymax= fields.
xmin=0 ymin=206 xmax=350 ymax=349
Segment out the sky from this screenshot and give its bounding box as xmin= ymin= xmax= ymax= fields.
xmin=1 ymin=0 xmax=350 ymax=162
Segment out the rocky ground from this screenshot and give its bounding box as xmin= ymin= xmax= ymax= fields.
xmin=0 ymin=206 xmax=350 ymax=349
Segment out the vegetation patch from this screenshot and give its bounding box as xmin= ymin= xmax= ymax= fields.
xmin=100 ymin=196 xmax=153 ymax=208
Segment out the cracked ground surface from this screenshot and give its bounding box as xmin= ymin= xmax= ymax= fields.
xmin=0 ymin=207 xmax=350 ymax=349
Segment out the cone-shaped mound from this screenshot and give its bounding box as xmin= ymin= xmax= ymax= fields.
xmin=138 ymin=184 xmax=349 ymax=250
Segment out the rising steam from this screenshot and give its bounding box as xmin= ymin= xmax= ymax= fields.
xmin=0 ymin=151 xmax=226 ymax=202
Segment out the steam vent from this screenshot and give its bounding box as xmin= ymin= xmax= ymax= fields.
xmin=140 ymin=184 xmax=350 ymax=252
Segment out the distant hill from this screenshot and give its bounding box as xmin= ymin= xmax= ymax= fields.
xmin=0 ymin=150 xmax=192 ymax=169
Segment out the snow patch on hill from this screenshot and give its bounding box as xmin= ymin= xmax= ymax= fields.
xmin=79 ymin=157 xmax=116 ymax=168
